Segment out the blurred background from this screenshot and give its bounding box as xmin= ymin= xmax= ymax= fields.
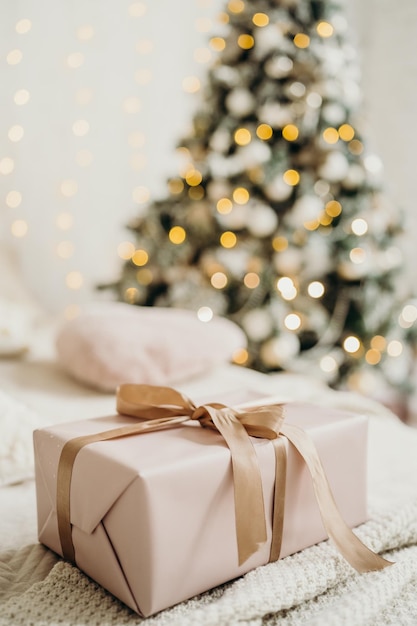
xmin=1 ymin=0 xmax=416 ymax=316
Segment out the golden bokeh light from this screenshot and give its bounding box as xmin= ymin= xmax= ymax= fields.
xmin=322 ymin=127 xmax=339 ymax=144
xmin=244 ymin=272 xmax=260 ymax=288
xmin=217 ymin=198 xmax=233 ymax=214
xmin=316 ymin=21 xmax=334 ymax=37
xmin=238 ymin=34 xmax=255 ymax=50
xmin=282 ymin=124 xmax=299 ymax=141
xmin=325 ymin=200 xmax=342 ymax=217
xmin=283 ymin=169 xmax=300 ymax=186
xmin=169 ymin=226 xmax=186 ymax=244
xmin=211 ymin=271 xmax=228 ymax=289
xmin=220 ymin=231 xmax=237 ymax=248
xmin=131 ymin=249 xmax=149 ymax=266
xmin=233 ymin=187 xmax=250 ymax=204
xmin=338 ymin=124 xmax=355 ymax=141
xmin=293 ymin=33 xmax=310 ymax=48
xmin=256 ymin=123 xmax=273 ymax=140
xmin=234 ymin=128 xmax=252 ymax=146
xmin=117 ymin=241 xmax=135 ymax=260
xmin=252 ymin=12 xmax=269 ymax=27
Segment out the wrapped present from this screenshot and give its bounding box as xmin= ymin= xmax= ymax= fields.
xmin=34 ymin=385 xmax=391 ymax=617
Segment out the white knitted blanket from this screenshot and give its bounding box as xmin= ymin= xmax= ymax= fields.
xmin=1 ymin=499 xmax=417 ymax=625
xmin=1 ymin=374 xmax=417 ymax=625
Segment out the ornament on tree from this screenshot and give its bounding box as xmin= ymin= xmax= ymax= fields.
xmin=110 ymin=0 xmax=417 ymax=396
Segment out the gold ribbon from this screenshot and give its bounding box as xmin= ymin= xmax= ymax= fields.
xmin=56 ymin=384 xmax=392 ymax=572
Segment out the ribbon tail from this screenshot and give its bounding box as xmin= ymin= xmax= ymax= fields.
xmin=205 ymin=406 xmax=268 ymax=566
xmin=269 ymin=437 xmax=287 ymax=563
xmin=281 ymin=423 xmax=393 ymax=573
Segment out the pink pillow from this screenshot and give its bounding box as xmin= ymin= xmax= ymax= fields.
xmin=55 ymin=303 xmax=247 ymax=392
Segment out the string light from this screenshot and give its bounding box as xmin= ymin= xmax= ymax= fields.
xmin=283 ymin=169 xmax=300 ymax=186
xmin=252 ymin=13 xmax=269 ymax=27
xmin=220 ymin=231 xmax=237 ymax=248
xmin=256 ymin=124 xmax=273 ymax=140
xmin=348 ymin=140 xmax=363 ymax=155
xmin=351 ymin=218 xmax=368 ymax=235
xmin=125 ymin=287 xmax=139 ymax=303
xmin=15 ymin=19 xmax=32 ymax=34
xmin=365 ymin=349 xmax=381 ymax=365
xmin=60 ymin=179 xmax=78 ymax=197
xmin=401 ymin=304 xmax=417 ymax=324
xmin=56 ymin=212 xmax=73 ymax=230
xmin=194 ymin=48 xmax=212 ymax=63
xmin=168 ymin=179 xmax=184 ymax=195
xmin=209 ymin=37 xmax=226 ymax=51
xmin=244 ymin=272 xmax=260 ymax=288
xmin=185 ymin=169 xmax=203 ymax=186
xmin=211 ymin=271 xmax=228 ymax=289
xmin=320 ymin=355 xmax=338 ymax=373
xmin=217 ymin=198 xmax=233 ymax=214
xmin=65 ymin=271 xmax=84 ymax=289
xmin=132 ymin=249 xmax=149 ymax=266
xmin=56 ymin=241 xmax=75 ymax=259
xmin=123 ymin=96 xmax=141 ymax=114
xmin=128 ymin=2 xmax=147 ymax=17
xmin=282 ymin=124 xmax=299 ymax=141
xmin=284 ymin=313 xmax=301 ymax=330
xmin=77 ymin=25 xmax=94 ymax=41
xmin=136 ymin=268 xmax=153 ymax=285
xmin=189 ymin=186 xmax=204 ymax=200
xmin=197 ymin=306 xmax=213 ymax=322
xmin=228 ymin=0 xmax=245 ymax=13
xmin=7 ymin=49 xmax=23 ymax=65
xmin=72 ymin=119 xmax=90 ymax=136
xmin=6 ymin=191 xmax=22 ymax=208
xmin=0 ymin=158 xmax=15 ymax=175
xmin=66 ymin=53 xmax=84 ymax=69
xmin=132 ymin=186 xmax=150 ymax=203
xmin=169 ymin=226 xmax=186 ymax=244
xmin=232 ymin=348 xmax=249 ymax=364
xmin=11 ymin=220 xmax=28 ymax=238
xmin=343 ymin=336 xmax=360 ymax=353
xmin=338 ymin=124 xmax=355 ymax=141
xmin=117 ymin=241 xmax=135 ymax=260
xmin=234 ymin=128 xmax=251 ymax=146
xmin=272 ymin=236 xmax=288 ymax=252
xmin=293 ymin=34 xmax=310 ymax=48
xmin=325 ymin=200 xmax=342 ymax=217
xmin=277 ymin=276 xmax=297 ymax=300
xmin=349 ymin=247 xmax=366 ymax=264
xmin=135 ymin=69 xmax=152 ymax=85
xmin=387 ymin=340 xmax=403 ymax=357
xmin=8 ymin=125 xmax=24 ymax=142
xmin=371 ymin=335 xmax=387 ymax=351
xmin=316 ymin=21 xmax=334 ymax=37
xmin=233 ymin=187 xmax=250 ymax=204
xmin=322 ymin=127 xmax=339 ymax=144
xmin=237 ymin=34 xmax=255 ymax=50
xmin=14 ymin=89 xmax=30 ymax=105
xmin=182 ymin=76 xmax=201 ymax=93
xmin=307 ymin=281 xmax=325 ymax=298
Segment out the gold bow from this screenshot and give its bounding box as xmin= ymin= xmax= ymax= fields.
xmin=56 ymin=384 xmax=392 ymax=572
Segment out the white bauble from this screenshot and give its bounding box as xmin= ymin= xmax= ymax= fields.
xmin=260 ymin=333 xmax=300 ymax=367
xmin=322 ymin=102 xmax=346 ymax=125
xmin=343 ymin=80 xmax=362 ymax=107
xmin=242 ymin=308 xmax=273 ymax=342
xmin=216 ymin=205 xmax=248 ymax=230
xmin=274 ymin=248 xmax=302 ymax=275
xmin=239 ymin=141 xmax=271 ymax=167
xmin=265 ymin=55 xmax=293 ymax=79
xmin=377 ymin=246 xmax=403 ymax=272
xmin=289 ymin=195 xmax=323 ymax=226
xmin=208 ymin=153 xmax=242 ymax=178
xmin=213 ymin=65 xmax=240 ymax=87
xmin=259 ymin=103 xmax=293 ymax=128
xmin=254 ymin=24 xmax=286 ymax=56
xmin=209 ymin=128 xmax=231 ymax=153
xmin=246 ymin=203 xmax=278 ymax=237
xmin=318 ymin=152 xmax=349 ymax=182
xmin=206 ymin=179 xmax=231 ymax=201
xmin=216 ymin=248 xmax=249 ymax=277
xmin=302 ymin=235 xmax=332 ymax=277
xmin=343 ymin=164 xmax=366 ymax=189
xmin=225 ymin=89 xmax=256 ymax=117
xmin=265 ymin=177 xmax=293 ymax=202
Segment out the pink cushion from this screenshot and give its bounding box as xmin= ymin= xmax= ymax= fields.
xmin=55 ymin=303 xmax=247 ymax=392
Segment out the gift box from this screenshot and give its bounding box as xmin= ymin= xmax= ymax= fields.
xmin=34 ymin=385 xmax=389 ymax=617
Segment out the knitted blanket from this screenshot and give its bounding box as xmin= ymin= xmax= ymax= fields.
xmin=1 ymin=498 xmax=417 ymax=625
xmin=1 ymin=383 xmax=417 ymax=625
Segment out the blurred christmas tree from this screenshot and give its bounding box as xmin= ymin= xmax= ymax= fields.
xmin=113 ymin=0 xmax=417 ymax=396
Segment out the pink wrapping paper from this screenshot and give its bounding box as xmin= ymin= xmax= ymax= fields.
xmin=34 ymin=397 xmax=368 ymax=617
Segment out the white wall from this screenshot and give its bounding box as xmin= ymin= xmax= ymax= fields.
xmin=1 ymin=0 xmax=416 ymax=315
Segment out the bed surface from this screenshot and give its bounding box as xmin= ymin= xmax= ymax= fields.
xmin=1 ymin=323 xmax=417 ymax=625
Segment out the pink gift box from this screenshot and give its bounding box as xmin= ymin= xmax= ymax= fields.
xmin=34 ymin=395 xmax=368 ymax=617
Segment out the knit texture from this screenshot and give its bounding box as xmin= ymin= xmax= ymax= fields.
xmin=1 ymin=498 xmax=417 ymax=626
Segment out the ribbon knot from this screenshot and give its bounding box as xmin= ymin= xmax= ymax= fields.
xmin=56 ymin=384 xmax=392 ymax=573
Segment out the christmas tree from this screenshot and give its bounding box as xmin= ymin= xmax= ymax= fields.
xmin=113 ymin=0 xmax=417 ymax=397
